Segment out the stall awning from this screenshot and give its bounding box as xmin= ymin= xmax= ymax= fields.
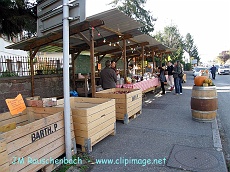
xmin=5 ymin=8 xmax=143 ymax=53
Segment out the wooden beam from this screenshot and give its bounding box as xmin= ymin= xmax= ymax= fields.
xmin=115 ymin=56 xmax=122 ymax=62
xmin=98 ymin=54 xmax=106 ymax=63
xmin=30 ymin=47 xmax=40 ymax=97
xmin=152 ymin=49 xmax=156 ymax=73
xmin=78 ymin=32 xmax=90 ymax=46
xmin=100 ymin=25 xmax=123 ymax=36
xmin=123 ymin=39 xmax=127 ymax=82
xmin=90 ymin=27 xmax=96 ymax=98
xmin=73 ymin=34 xmax=133 ymax=53
xmin=141 ymin=45 xmax=144 ymax=76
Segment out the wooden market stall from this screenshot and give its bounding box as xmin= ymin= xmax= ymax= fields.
xmin=4 ymin=9 xmax=177 ymax=163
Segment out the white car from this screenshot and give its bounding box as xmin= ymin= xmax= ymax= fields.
xmin=218 ymin=66 xmax=230 ymax=75
xmin=193 ymin=67 xmax=210 ymax=77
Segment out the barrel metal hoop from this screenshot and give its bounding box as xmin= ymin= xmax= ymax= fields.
xmin=191 ymin=96 xmax=218 ymax=99
xmin=191 ymin=109 xmax=217 ymax=113
xmin=193 ymin=86 xmax=216 ymax=90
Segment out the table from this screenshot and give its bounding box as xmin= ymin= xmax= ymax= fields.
xmin=116 ymin=78 xmax=160 ymax=93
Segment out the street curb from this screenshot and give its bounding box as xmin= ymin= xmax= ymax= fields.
xmin=212 ymin=118 xmax=228 ymax=171
xmin=212 ymin=118 xmax=222 ymax=150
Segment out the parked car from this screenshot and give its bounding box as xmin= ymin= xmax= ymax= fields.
xmin=193 ymin=66 xmax=210 ymax=77
xmin=218 ymin=66 xmax=230 ymax=75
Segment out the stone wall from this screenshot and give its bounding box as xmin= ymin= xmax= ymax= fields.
xmin=0 ymin=75 xmax=63 ymax=113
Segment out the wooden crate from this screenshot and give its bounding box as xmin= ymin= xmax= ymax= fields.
xmin=56 ymin=97 xmax=116 ymax=153
xmin=0 ymin=107 xmax=75 ymax=172
xmin=95 ymin=88 xmax=142 ymax=124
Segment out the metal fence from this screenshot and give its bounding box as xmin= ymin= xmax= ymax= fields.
xmin=0 ymin=55 xmax=64 ymax=77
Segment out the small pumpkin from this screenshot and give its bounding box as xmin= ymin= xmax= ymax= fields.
xmin=204 ymin=78 xmax=209 ymax=84
xmin=194 ymin=76 xmax=208 ymax=86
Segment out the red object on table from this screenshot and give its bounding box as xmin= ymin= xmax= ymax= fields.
xmin=116 ymin=78 xmax=160 ymax=92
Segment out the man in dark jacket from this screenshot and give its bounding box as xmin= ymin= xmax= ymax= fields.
xmin=99 ymin=60 xmax=117 ymax=89
xmin=173 ymin=61 xmax=182 ymax=95
xmin=210 ymin=65 xmax=217 ymax=79
xmin=166 ymin=62 xmax=174 ymax=91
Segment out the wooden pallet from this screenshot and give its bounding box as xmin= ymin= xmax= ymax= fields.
xmin=122 ymin=110 xmax=142 ymax=124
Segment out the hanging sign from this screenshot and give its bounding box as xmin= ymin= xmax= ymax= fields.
xmin=98 ymin=63 xmax=102 ymax=70
xmin=5 ymin=94 xmax=26 ymax=115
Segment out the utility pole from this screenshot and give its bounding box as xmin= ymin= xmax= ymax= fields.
xmin=63 ymin=0 xmax=71 ymax=160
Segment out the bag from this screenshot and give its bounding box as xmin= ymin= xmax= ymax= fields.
xmin=178 ymin=73 xmax=184 ymax=78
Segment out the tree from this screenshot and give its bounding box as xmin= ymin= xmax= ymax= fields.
xmin=154 ymin=25 xmax=184 ymax=62
xmin=109 ymin=0 xmax=156 ymax=34
xmin=183 ymin=33 xmax=200 ymax=64
xmin=218 ymin=51 xmax=230 ymax=63
xmin=183 ymin=33 xmax=194 ymax=57
xmin=190 ymin=45 xmax=200 ymax=63
xmin=0 ymin=0 xmax=37 ymax=37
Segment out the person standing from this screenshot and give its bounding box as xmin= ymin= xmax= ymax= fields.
xmin=111 ymin=60 xmax=116 ymax=72
xmin=99 ymin=60 xmax=117 ymax=90
xmin=210 ymin=65 xmax=217 ymax=79
xmin=166 ymin=62 xmax=174 ymax=91
xmin=172 ymin=61 xmax=182 ymax=95
xmin=158 ymin=67 xmax=166 ymax=95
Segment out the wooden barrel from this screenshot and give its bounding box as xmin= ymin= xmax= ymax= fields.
xmin=191 ymin=86 xmax=218 ymax=122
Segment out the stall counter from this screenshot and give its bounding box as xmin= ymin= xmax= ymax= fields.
xmin=116 ymin=77 xmax=160 ymax=93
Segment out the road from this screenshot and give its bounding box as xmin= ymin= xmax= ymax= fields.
xmin=214 ymin=73 xmax=230 ymax=167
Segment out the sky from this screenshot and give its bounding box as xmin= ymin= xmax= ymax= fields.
xmin=85 ymin=0 xmax=230 ymax=63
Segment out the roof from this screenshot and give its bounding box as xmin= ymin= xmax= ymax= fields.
xmin=6 ymin=8 xmax=175 ymax=56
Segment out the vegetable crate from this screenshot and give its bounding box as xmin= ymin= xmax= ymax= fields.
xmin=95 ymin=88 xmax=142 ymax=124
xmin=56 ymin=97 xmax=116 ymax=153
xmin=0 ymin=107 xmax=75 ymax=172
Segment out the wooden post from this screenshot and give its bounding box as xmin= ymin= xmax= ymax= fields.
xmin=90 ymin=27 xmax=96 ymax=97
xmin=29 ymin=47 xmax=39 ymax=97
xmin=29 ymin=50 xmax=34 ymax=97
xmin=141 ymin=45 xmax=144 ymax=76
xmin=123 ymin=39 xmax=127 ymax=82
xmin=152 ymin=49 xmax=155 ymax=73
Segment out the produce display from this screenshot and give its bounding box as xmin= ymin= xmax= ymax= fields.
xmin=126 ymin=77 xmax=132 ymax=84
xmin=194 ymin=76 xmax=215 ymax=86
xmin=203 ymin=78 xmax=215 ymax=86
xmin=112 ymin=91 xmax=131 ymax=94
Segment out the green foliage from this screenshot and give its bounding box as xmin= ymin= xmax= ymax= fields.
xmin=109 ymin=0 xmax=156 ymax=34
xmin=184 ymin=63 xmax=192 ymax=71
xmin=0 ymin=0 xmax=37 ymax=37
xmin=154 ymin=25 xmax=184 ymax=62
xmin=190 ymin=45 xmax=200 ymax=64
xmin=0 ymin=70 xmax=18 ymax=77
xmin=183 ymin=33 xmax=200 ymax=64
xmin=183 ymin=33 xmax=194 ymax=56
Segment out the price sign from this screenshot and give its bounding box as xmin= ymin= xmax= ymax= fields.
xmin=5 ymin=94 xmax=26 ymax=115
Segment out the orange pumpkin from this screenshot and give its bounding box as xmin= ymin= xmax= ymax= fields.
xmin=194 ymin=76 xmax=208 ymax=86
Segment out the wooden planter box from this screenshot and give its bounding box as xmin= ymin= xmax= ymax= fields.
xmin=0 ymin=107 xmax=75 ymax=172
xmin=56 ymin=97 xmax=116 ymax=153
xmin=95 ymin=88 xmax=142 ymax=124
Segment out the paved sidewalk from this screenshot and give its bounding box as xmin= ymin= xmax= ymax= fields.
xmin=73 ymin=72 xmax=227 ymax=172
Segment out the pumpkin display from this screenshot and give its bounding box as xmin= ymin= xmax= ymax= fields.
xmin=194 ymin=76 xmax=208 ymax=86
